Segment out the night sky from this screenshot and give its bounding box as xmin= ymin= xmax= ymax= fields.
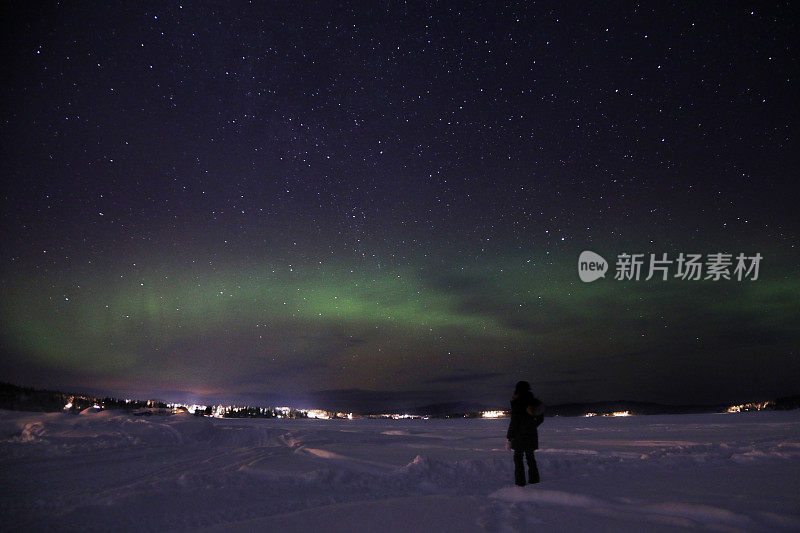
xmin=1 ymin=2 xmax=798 ymax=410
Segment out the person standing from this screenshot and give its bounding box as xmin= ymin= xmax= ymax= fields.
xmin=506 ymin=380 xmax=544 ymax=486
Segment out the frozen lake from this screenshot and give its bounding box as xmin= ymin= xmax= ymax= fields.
xmin=1 ymin=409 xmax=799 ymax=532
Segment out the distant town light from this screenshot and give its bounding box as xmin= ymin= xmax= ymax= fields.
xmin=727 ymin=401 xmax=772 ymax=413
xmin=481 ymin=410 xmax=507 ymax=418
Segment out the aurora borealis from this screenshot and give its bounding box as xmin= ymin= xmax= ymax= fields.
xmin=1 ymin=3 xmax=798 ymax=409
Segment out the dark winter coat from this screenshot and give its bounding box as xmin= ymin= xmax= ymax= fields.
xmin=506 ymin=391 xmax=544 ymax=451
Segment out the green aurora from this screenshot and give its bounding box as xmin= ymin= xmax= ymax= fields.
xmin=3 ymin=248 xmax=798 ymax=406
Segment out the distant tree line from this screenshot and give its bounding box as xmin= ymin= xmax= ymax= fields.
xmin=0 ymin=382 xmax=165 ymax=413
xmin=774 ymin=395 xmax=800 ymax=410
xmin=220 ymin=406 xmax=309 ymax=418
xmin=222 ymin=406 xmax=276 ymax=418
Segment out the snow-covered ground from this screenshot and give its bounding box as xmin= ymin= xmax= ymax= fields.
xmin=1 ymin=409 xmax=799 ymax=532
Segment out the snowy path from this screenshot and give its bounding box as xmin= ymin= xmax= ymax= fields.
xmin=1 ymin=410 xmax=799 ymax=532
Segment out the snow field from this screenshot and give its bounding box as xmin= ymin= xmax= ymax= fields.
xmin=1 ymin=409 xmax=799 ymax=532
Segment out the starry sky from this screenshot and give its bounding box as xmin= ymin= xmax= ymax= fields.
xmin=1 ymin=2 xmax=798 ymax=410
